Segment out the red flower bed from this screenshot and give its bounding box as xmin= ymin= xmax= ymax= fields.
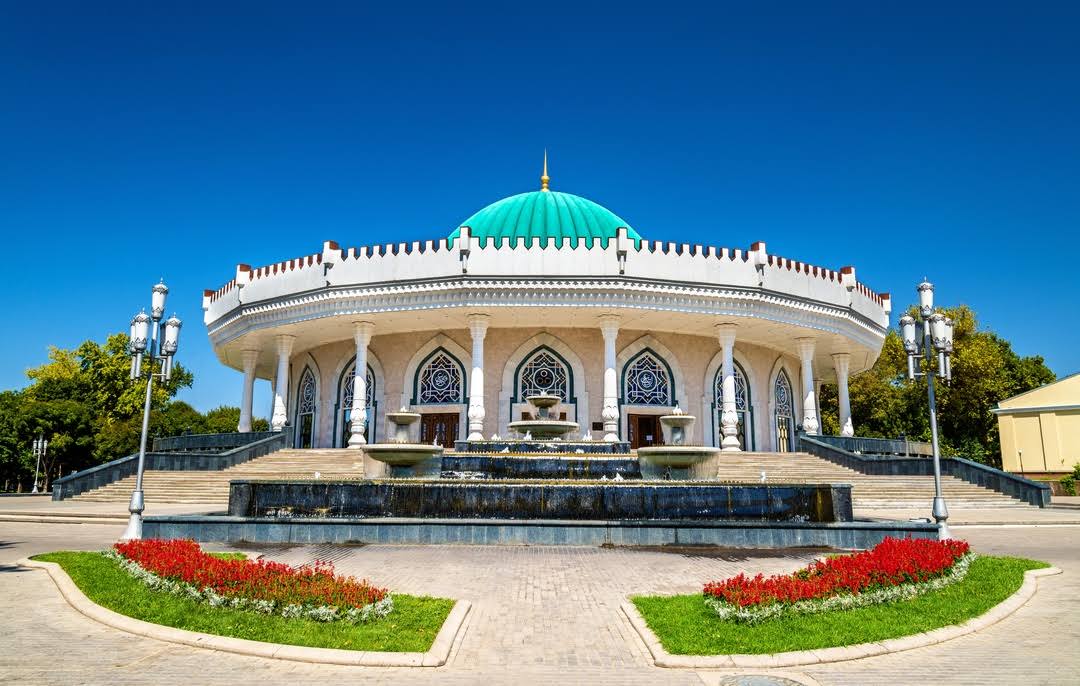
xmin=704 ymin=537 xmax=970 ymax=608
xmin=114 ymin=539 xmax=387 ymax=609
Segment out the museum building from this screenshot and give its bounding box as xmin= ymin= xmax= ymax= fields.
xmin=202 ymin=165 xmax=892 ymax=453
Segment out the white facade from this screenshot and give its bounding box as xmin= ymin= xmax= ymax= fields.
xmin=204 ymin=231 xmax=891 ymax=450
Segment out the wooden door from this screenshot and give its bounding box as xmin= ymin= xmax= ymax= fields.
xmin=628 ymin=413 xmax=663 ymax=449
xmin=420 ymin=412 xmax=459 ymax=448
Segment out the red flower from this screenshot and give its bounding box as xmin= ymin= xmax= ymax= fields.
xmin=114 ymin=539 xmax=388 ymax=609
xmin=703 ymin=537 xmax=969 ymax=608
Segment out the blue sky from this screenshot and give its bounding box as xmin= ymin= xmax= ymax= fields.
xmin=1 ymin=2 xmax=1078 ymax=416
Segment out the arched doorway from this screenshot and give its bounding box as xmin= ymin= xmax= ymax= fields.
xmin=773 ymin=369 xmax=795 ymax=452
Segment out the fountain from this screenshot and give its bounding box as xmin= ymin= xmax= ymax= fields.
xmin=506 ymin=394 xmax=579 ymax=440
xmin=362 ymin=409 xmax=444 ymax=477
xmin=636 ymin=408 xmax=720 ymax=480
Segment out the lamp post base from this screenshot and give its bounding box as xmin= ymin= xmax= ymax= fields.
xmin=121 ymin=489 xmax=145 ymax=541
xmin=932 ymin=495 xmax=951 ymax=540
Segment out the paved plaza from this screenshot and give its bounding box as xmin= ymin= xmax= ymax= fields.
xmin=0 ymin=513 xmax=1077 ymax=685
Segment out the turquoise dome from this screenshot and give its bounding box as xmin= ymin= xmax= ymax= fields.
xmin=450 ymin=190 xmax=642 ymax=248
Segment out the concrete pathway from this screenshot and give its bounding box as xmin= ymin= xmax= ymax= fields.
xmin=0 ymin=519 xmax=1077 ymax=685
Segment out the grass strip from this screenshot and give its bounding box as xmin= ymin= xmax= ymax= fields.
xmin=33 ymin=551 xmax=454 ymax=653
xmin=632 ymin=555 xmax=1048 ymax=655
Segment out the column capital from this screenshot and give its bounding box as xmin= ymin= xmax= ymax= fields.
xmin=274 ymin=334 xmax=296 ymax=355
xmin=831 ymin=352 xmax=851 ymax=370
xmin=795 ymin=337 xmax=816 ymax=359
xmin=598 ymin=314 xmax=620 ymax=338
xmin=467 ymin=313 xmax=490 ymax=337
xmin=715 ymin=323 xmax=737 ymax=347
xmin=353 ymin=321 xmax=375 ymax=339
xmin=241 ymin=349 xmax=260 ymax=370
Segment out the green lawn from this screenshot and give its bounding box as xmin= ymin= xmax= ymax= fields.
xmin=33 ymin=551 xmax=455 ymax=653
xmin=632 ymin=555 xmax=1048 ymax=655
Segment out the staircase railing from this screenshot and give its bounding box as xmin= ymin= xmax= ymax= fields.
xmin=152 ymin=431 xmax=279 ymax=453
xmin=808 ymin=434 xmax=934 ymax=457
xmin=799 ymin=434 xmax=1051 ymax=507
xmin=52 ymin=428 xmax=294 ymax=501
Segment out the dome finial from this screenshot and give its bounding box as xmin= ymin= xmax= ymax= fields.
xmin=540 ymin=149 xmax=550 ymax=192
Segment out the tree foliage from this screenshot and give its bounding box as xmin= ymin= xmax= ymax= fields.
xmin=818 ymin=305 xmax=1055 ymax=467
xmin=0 ymin=333 xmax=264 ymax=491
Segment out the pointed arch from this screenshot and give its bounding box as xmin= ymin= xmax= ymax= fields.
xmin=498 ymin=333 xmax=589 ymax=434
xmin=616 ymin=335 xmax=686 ymax=442
xmin=401 ymin=333 xmax=471 ymax=443
xmin=293 ymin=365 xmax=318 ymax=448
xmin=771 ymin=363 xmax=798 ymax=452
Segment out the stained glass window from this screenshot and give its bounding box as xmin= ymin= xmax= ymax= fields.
xmin=418 ymin=351 xmax=463 ymax=404
xmin=518 ymin=350 xmax=569 ymax=400
xmin=298 ymin=369 xmax=317 ymax=414
xmin=774 ymin=370 xmax=794 ymax=452
xmin=624 ymin=352 xmax=671 ymax=406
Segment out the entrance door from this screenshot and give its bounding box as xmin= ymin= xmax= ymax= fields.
xmin=628 ymin=413 xmax=663 ymax=449
xmin=420 ymin=412 xmax=459 ymax=448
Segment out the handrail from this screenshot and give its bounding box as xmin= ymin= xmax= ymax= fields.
xmin=52 ymin=428 xmax=294 ymax=501
xmin=152 ymin=431 xmax=278 ymax=453
xmin=810 ymin=434 xmax=934 ymax=457
xmin=799 ymin=434 xmax=1051 ymax=507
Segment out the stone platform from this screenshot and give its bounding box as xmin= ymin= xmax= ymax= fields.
xmin=142 ymin=514 xmax=935 ymax=548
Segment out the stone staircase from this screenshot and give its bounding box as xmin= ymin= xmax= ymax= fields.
xmin=713 ymin=452 xmax=1031 ymax=509
xmin=71 ymin=449 xmax=364 ymax=504
xmin=71 ymin=448 xmax=1032 ymax=510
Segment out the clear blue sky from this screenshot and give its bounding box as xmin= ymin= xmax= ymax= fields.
xmin=2 ymin=2 xmax=1078 ymax=416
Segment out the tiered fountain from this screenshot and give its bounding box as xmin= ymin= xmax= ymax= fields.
xmin=636 ymin=408 xmax=721 ymax=480
xmin=507 ymin=394 xmax=580 ymax=440
xmin=361 ymin=408 xmax=444 ymax=478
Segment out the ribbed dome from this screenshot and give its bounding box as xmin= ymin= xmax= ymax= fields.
xmin=449 ymin=190 xmax=641 ymax=248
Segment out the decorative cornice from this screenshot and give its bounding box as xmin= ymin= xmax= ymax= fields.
xmin=206 ymin=276 xmax=887 ymax=352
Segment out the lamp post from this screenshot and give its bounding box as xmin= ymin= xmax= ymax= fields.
xmin=31 ymin=435 xmax=48 ymax=494
xmin=899 ymin=279 xmax=955 ymax=540
xmin=120 ymin=281 xmax=182 ymax=541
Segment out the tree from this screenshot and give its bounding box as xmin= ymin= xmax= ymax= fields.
xmin=818 ymin=305 xmax=1055 ymax=467
xmin=2 ymin=332 xmax=267 ymax=491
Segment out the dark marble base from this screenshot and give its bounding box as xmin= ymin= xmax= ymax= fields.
xmin=227 ymin=480 xmax=852 ymax=522
xmin=452 ymin=440 xmax=631 ymax=454
xmin=441 ymin=455 xmax=641 ymax=480
xmin=144 ymin=515 xmax=937 ymax=549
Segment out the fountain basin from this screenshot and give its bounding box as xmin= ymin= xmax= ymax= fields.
xmin=637 ymin=445 xmax=721 ymax=480
xmin=506 ymin=419 xmax=581 ymax=440
xmin=363 ymin=444 xmax=444 ymax=477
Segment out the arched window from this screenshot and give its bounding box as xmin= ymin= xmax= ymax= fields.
xmin=623 ymin=351 xmax=672 ymax=406
xmin=339 ymin=363 xmax=376 ymax=447
xmin=517 ymin=349 xmax=570 ymax=400
xmin=417 ymin=350 xmax=464 ymax=404
xmin=714 ymin=361 xmax=753 ymax=450
xmin=774 ymin=369 xmax=795 ymax=452
xmin=294 ymin=367 xmax=317 ymax=449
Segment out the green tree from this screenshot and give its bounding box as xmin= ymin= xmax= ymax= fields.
xmin=818 ymin=305 xmax=1055 ymax=467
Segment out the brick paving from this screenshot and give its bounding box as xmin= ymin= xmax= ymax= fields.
xmin=0 ymin=520 xmax=1077 ymax=685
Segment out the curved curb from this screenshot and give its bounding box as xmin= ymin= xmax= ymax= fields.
xmin=20 ymin=557 xmax=470 ymax=667
xmin=622 ymin=565 xmax=1062 ymax=669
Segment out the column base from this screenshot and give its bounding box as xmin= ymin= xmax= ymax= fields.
xmin=467 ymin=432 xmax=484 ymax=441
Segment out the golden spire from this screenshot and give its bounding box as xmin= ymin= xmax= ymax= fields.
xmin=540 ymin=149 xmax=550 ymax=192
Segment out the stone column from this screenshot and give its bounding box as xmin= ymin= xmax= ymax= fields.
xmin=796 ymin=338 xmax=819 ymax=435
xmin=599 ymin=315 xmax=620 ymax=442
xmin=348 ymin=322 xmax=375 ymax=448
xmin=270 ymin=335 xmax=295 ymax=432
xmin=237 ymin=349 xmax=259 ymax=432
xmin=833 ymin=352 xmax=854 ymax=437
xmin=716 ymin=323 xmax=741 ymax=451
xmin=467 ymin=314 xmax=490 ymax=441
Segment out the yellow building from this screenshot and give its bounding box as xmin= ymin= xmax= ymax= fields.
xmin=993 ymin=372 xmax=1080 ymax=476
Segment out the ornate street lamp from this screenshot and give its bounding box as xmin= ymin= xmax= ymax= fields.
xmin=120 ymin=281 xmax=182 ymax=541
xmin=31 ymin=435 xmax=48 ymax=494
xmin=899 ymin=279 xmax=955 ymax=540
